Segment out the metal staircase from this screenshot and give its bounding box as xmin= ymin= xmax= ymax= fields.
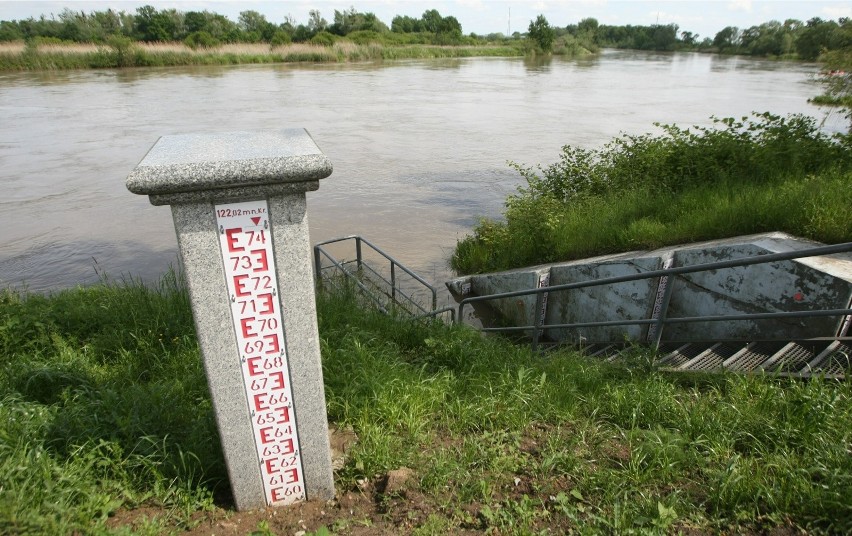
xmin=313 ymin=235 xmax=454 ymax=321
xmin=315 ymin=236 xmax=851 ymax=379
xmin=579 ymin=339 xmax=850 ymax=378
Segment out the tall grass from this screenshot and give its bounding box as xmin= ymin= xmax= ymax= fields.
xmin=452 ymin=113 xmax=852 ymax=274
xmin=0 ymin=272 xmax=220 ymax=534
xmin=0 ymin=40 xmax=525 ymax=71
xmin=1 ymin=279 xmax=850 ymax=533
xmin=318 ymin=288 xmax=852 ymax=533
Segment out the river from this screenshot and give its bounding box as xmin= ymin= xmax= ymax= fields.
xmin=0 ymin=50 xmax=840 ymax=301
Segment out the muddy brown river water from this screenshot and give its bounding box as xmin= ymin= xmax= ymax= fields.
xmin=0 ymin=50 xmax=840 ymax=302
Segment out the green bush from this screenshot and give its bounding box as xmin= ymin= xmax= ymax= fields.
xmin=310 ymin=31 xmax=337 ymax=47
xmin=184 ymin=31 xmax=220 ymax=50
xmin=452 ymin=113 xmax=852 ymax=274
xmin=269 ymin=30 xmax=291 ymax=46
xmin=346 ymin=30 xmax=382 ymax=45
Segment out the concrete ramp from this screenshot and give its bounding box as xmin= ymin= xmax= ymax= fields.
xmin=448 ymin=232 xmax=852 ymax=345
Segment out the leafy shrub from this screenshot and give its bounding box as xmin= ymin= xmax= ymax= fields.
xmin=310 ymin=31 xmax=337 ymax=47
xmin=513 ymin=112 xmax=849 ymax=204
xmin=184 ymin=31 xmax=220 ymax=50
xmin=452 ymin=113 xmax=852 ymax=274
xmin=347 ymin=30 xmax=382 ymax=45
xmin=269 ymin=30 xmax=291 ymax=46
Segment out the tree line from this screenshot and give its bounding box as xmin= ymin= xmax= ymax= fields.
xmin=541 ymin=16 xmax=851 ymax=60
xmin=0 ymin=6 xmax=468 ymax=47
xmin=1 ymin=5 xmax=850 ymax=62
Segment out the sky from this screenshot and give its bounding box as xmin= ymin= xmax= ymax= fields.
xmin=2 ymin=0 xmax=851 ymax=40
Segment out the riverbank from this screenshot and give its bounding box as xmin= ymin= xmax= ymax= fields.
xmin=0 ymin=41 xmax=529 ymax=70
xmin=452 ymin=112 xmax=852 ymax=275
xmin=1 ymin=277 xmax=849 ymax=534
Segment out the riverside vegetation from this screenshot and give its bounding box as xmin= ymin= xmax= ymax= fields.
xmin=0 ymin=39 xmax=528 ymax=71
xmin=1 ymin=275 xmax=850 ymax=534
xmin=451 ymin=112 xmax=852 ymax=275
xmin=2 ymin=6 xmax=851 ymax=71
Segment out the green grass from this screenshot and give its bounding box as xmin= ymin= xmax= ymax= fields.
xmin=452 ymin=113 xmax=852 ymax=274
xmin=0 ymin=272 xmax=219 ymax=534
xmin=1 ymin=278 xmax=850 ymax=533
xmin=0 ymin=41 xmax=526 ymax=71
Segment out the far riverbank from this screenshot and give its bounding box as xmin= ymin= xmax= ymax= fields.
xmin=0 ymin=40 xmax=534 ymax=71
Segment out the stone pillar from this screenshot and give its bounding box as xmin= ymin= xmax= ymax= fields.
xmin=126 ymin=129 xmax=334 ymax=510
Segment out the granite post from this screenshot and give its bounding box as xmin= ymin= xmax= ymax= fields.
xmin=126 ymin=129 xmax=335 ymax=510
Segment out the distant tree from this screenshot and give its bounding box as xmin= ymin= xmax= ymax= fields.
xmin=439 ymin=15 xmax=462 ymax=35
xmin=330 ymin=8 xmax=388 ymax=36
xmin=391 ymin=15 xmax=421 ymax=33
xmin=293 ymin=24 xmax=312 ymax=42
xmin=0 ymin=20 xmax=24 ymax=41
xmin=713 ymin=26 xmax=740 ymax=50
xmin=528 ymin=14 xmax=555 ymax=52
xmin=308 ymin=10 xmax=328 ymax=34
xmin=651 ymin=24 xmax=678 ymax=50
xmin=134 ymin=5 xmax=181 ymax=42
xmin=796 ymin=17 xmax=843 ymax=60
xmin=577 ymin=17 xmax=599 ymax=44
xmin=421 ymin=9 xmax=443 ymax=33
xmin=389 ymin=9 xmax=462 ymax=42
xmin=238 ymin=10 xmax=275 ymax=41
xmin=184 ymin=11 xmax=207 ymax=33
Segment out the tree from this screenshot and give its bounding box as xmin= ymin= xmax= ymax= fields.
xmin=421 ymin=9 xmax=442 ymax=33
xmin=528 ymin=14 xmax=555 ymax=52
xmin=713 ymin=26 xmax=740 ymax=51
xmin=238 ymin=10 xmax=275 ymax=41
xmin=680 ymin=31 xmax=698 ymax=46
xmin=796 ymin=17 xmax=841 ymax=60
xmin=330 ymin=8 xmax=388 ymax=36
xmin=307 ymin=10 xmax=327 ymax=34
xmin=0 ymin=21 xmax=24 ymax=41
xmin=134 ymin=5 xmax=181 ymax=42
xmin=391 ymin=15 xmax=420 ymax=33
xmin=577 ymin=17 xmax=599 ymax=44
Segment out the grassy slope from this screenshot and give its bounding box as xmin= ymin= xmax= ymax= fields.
xmin=451 ymin=113 xmax=852 ymax=275
xmin=1 ymin=278 xmax=850 ymax=534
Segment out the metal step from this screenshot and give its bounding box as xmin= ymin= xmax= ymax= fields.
xmin=678 ymin=342 xmax=743 ymax=372
xmin=658 ymin=343 xmax=709 ymax=368
xmin=759 ymin=341 xmax=832 ymax=374
xmin=723 ymin=341 xmax=788 ymax=372
xmin=575 ymin=338 xmax=847 ymax=378
xmin=804 ymin=341 xmax=851 ymax=377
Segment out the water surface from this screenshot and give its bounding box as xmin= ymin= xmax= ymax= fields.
xmin=0 ymin=50 xmax=837 ymax=299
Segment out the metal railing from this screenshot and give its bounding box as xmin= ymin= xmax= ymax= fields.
xmin=314 ymin=235 xmax=453 ymax=321
xmin=457 ymin=242 xmax=852 ymax=352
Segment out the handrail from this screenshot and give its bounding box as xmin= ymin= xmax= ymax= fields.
xmin=457 ymin=241 xmax=852 ymax=350
xmin=314 ymin=235 xmax=438 ymax=311
xmin=314 ymin=235 xmax=442 ymax=319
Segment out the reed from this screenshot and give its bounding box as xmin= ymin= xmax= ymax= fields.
xmin=0 ymin=40 xmax=525 ymax=71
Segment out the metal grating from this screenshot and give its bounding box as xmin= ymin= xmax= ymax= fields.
xmin=760 ymin=343 xmax=819 ymax=374
xmin=570 ymin=338 xmax=846 ymax=378
xmin=723 ymin=341 xmax=787 ymax=372
xmin=810 ymin=342 xmax=851 ymax=376
xmin=680 ymin=342 xmax=743 ymax=372
xmin=659 ymin=343 xmax=707 ymax=368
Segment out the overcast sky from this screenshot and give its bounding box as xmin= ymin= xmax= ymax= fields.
xmin=2 ymin=1 xmax=851 ymax=40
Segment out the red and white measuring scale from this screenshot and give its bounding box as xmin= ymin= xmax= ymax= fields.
xmin=215 ymin=200 xmax=305 ymax=506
